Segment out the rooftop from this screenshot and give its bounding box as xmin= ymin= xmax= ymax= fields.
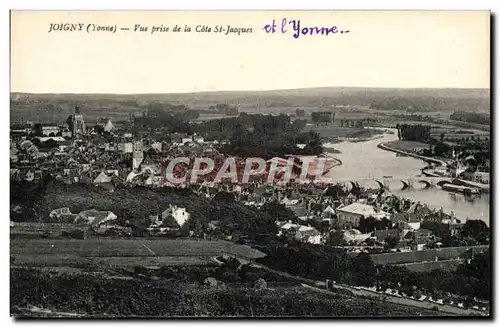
xmin=337 ymin=202 xmax=377 ymax=217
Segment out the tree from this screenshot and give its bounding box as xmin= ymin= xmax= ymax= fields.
xmin=214 ymin=191 xmax=235 ymax=203
xmin=384 ymin=236 xmax=399 ymax=249
xmin=261 ymin=202 xmax=296 ymax=222
xmin=66 ymin=115 xmax=74 ymax=133
xmin=302 ymin=131 xmax=323 ymax=155
xmin=351 ymin=253 xmax=377 ymax=286
xmin=433 ymin=142 xmax=452 ymax=157
xmin=460 ymin=220 xmax=489 ymax=245
xmin=33 ymin=123 xmax=43 ymax=136
xmin=94 ymin=125 xmax=105 ymax=135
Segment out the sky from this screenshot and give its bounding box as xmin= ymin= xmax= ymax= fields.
xmin=10 ymin=10 xmax=490 ymax=94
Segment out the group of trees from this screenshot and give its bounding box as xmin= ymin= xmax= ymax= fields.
xmin=11 ymin=178 xmax=283 ymax=242
xmin=311 ymin=112 xmax=335 ymax=123
xmin=450 ymin=111 xmax=490 ymax=125
xmin=421 ymin=219 xmax=489 ymax=248
xmin=340 ymin=118 xmax=376 ymax=128
xmin=221 ymin=114 xmax=323 ymax=159
xmin=376 ymin=250 xmax=490 ymax=302
xmin=370 ymin=96 xmax=489 ymax=113
xmin=357 ymin=217 xmax=393 ymax=234
xmin=133 ymin=111 xmax=196 ymax=134
xmin=206 ymin=104 xmax=239 ymax=116
xmin=370 ymin=98 xmax=435 ymax=112
xmin=130 ymin=111 xmax=322 ymax=158
xmin=256 ymin=240 xmax=491 ymax=302
xmin=396 ymin=124 xmax=431 ymax=142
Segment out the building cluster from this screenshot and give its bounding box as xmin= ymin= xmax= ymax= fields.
xmin=229 ymin=183 xmax=462 ymax=251
xmin=10 ymin=105 xmax=225 ymax=189
xmin=45 ymin=204 xmax=191 ymax=238
xmin=10 ymin=105 xmax=465 ymax=251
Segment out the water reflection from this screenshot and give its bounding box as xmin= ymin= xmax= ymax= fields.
xmin=324 ymin=129 xmax=490 ymax=225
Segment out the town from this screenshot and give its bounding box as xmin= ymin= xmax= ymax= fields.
xmin=10 ymin=98 xmax=490 ymax=317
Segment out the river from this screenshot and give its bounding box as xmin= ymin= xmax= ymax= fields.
xmin=322 ymin=129 xmax=490 ymax=225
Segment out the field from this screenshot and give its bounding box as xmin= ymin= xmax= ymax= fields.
xmin=11 ymin=238 xmax=266 ymax=258
xmin=302 ymin=123 xmax=385 ymax=141
xmin=10 ymin=238 xmax=267 ymax=271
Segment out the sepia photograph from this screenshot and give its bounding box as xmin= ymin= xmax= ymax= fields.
xmin=9 ymin=9 xmax=491 ymax=318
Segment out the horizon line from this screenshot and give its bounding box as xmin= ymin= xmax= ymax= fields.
xmin=10 ymin=85 xmax=490 ymax=96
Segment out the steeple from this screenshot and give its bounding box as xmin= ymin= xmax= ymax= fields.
xmin=73 ymin=104 xmax=86 ymax=136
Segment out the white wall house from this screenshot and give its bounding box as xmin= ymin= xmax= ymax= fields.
xmin=41 ymin=126 xmax=60 ymax=136
xmin=161 ymin=205 xmax=190 ymax=227
xmin=336 ymin=202 xmax=377 ymax=229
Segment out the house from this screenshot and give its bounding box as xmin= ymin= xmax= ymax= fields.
xmin=281 ymin=196 xmax=300 ymax=206
xmin=322 ymin=205 xmax=336 ymax=218
xmin=118 ymin=142 xmax=134 ymax=153
xmin=140 ymin=156 xmax=160 ymax=175
xmin=181 ymin=136 xmax=194 ymax=145
xmin=38 ymin=136 xmax=66 ymax=143
xmin=373 ymin=228 xmax=400 ymax=242
xmin=295 ymin=226 xmax=321 ymax=244
xmin=97 ymin=118 xmax=114 ymax=132
xmin=55 ymin=213 xmax=79 ymax=223
xmin=345 ymin=193 xmax=357 ymax=204
xmin=61 ymin=130 xmax=72 ymax=138
xmin=41 ymin=126 xmax=60 ymax=136
xmin=424 ymin=209 xmax=454 ymax=224
xmin=93 ymin=171 xmax=113 ymax=184
xmin=208 ymin=220 xmax=220 ymax=231
xmin=474 ymin=172 xmax=489 ymax=184
xmin=170 ymin=133 xmax=188 ymax=146
xmin=406 ymin=202 xmax=433 ymax=220
xmin=193 ymin=135 xmax=204 ymax=144
xmin=150 ymin=141 xmax=162 ymax=152
xmin=336 ymin=202 xmax=377 ymax=229
xmin=289 ymin=205 xmax=309 ymax=218
xmin=161 ymin=205 xmax=190 ymax=228
xmin=10 ymin=169 xmax=21 ymax=181
xmin=49 ymin=207 xmax=72 ymax=219
xmin=278 ymin=222 xmax=300 ymax=237
xmin=343 ymin=229 xmax=372 ymax=244
xmin=392 ymin=212 xmax=421 ymax=230
xmin=405 ymin=228 xmax=434 ymax=250
xmin=75 ymin=210 xmax=118 ymax=228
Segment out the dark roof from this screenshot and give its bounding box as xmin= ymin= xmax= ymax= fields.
xmin=374 ymin=229 xmax=399 ymax=241
xmin=141 ymin=156 xmax=155 ymax=165
xmin=290 ymin=205 xmax=308 ymax=217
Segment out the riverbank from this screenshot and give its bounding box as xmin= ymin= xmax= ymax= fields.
xmin=338 ymin=134 xmax=385 ymax=143
xmin=378 ymin=142 xmax=447 ymax=166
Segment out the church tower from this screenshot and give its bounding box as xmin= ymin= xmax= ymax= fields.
xmin=133 ymin=139 xmax=144 ymax=171
xmin=73 ymin=105 xmax=86 ymax=135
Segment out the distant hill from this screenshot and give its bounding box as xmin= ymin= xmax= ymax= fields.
xmin=10 ymin=87 xmax=490 ymax=124
xmin=11 ymin=86 xmax=490 ymax=103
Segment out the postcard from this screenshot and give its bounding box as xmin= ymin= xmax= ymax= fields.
xmin=9 ymin=10 xmax=491 ymax=318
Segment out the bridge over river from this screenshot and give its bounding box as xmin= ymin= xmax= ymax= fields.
xmin=316 ymin=176 xmax=454 ymax=190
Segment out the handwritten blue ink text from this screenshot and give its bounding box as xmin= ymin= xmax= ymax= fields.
xmin=263 ymin=18 xmax=349 ymax=39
